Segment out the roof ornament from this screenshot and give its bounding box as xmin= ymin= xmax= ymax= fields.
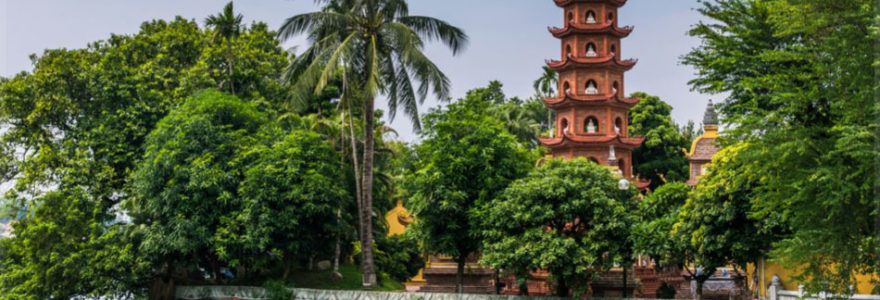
xmin=703 ymin=100 xmax=718 ymax=126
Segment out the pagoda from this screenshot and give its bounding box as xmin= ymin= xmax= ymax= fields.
xmin=541 ymin=0 xmax=648 ymax=189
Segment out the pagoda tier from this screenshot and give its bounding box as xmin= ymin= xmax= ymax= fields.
xmin=540 ymin=134 xmax=644 ymax=149
xmin=546 ymin=55 xmax=637 ymax=72
xmin=548 ymin=23 xmax=633 ymax=38
xmin=543 ymin=92 xmax=639 ymax=109
xmin=554 ymin=0 xmax=627 ymax=7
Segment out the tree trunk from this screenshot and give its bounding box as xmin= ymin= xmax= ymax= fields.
xmin=455 ymin=257 xmax=466 ymax=294
xmin=333 ymin=208 xmax=342 ymax=275
xmin=623 ymin=264 xmax=629 ymax=298
xmin=282 ymin=259 xmax=292 ymax=281
xmin=518 ymin=274 xmax=530 ymax=296
xmin=557 ymin=276 xmax=570 ymax=297
xmin=696 ymin=278 xmax=705 ymax=300
xmin=359 ymin=95 xmax=377 ymax=289
xmin=226 ymin=40 xmax=235 ymax=95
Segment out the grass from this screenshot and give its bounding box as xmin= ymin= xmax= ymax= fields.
xmin=288 ymin=264 xmax=405 ymax=291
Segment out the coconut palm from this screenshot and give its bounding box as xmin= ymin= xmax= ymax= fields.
xmin=205 ymin=1 xmax=243 ymax=94
xmin=533 ymin=66 xmax=557 ymax=98
xmin=278 ymin=0 xmax=467 ymax=288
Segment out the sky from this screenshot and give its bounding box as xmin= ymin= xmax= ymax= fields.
xmin=0 ymin=0 xmax=715 ymax=142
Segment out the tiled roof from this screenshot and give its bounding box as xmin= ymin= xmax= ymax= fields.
xmin=689 ymin=137 xmax=718 ymax=161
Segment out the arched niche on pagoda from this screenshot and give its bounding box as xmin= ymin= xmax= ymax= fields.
xmin=585 ymin=79 xmax=599 ymax=95
xmin=560 ymin=118 xmax=570 ymax=136
xmin=584 ymin=116 xmax=600 ymax=134
xmin=614 ymin=117 xmax=623 ymax=135
xmin=563 ymin=81 xmax=572 ymax=95
xmin=585 ymin=10 xmax=597 ymax=24
xmin=585 ymin=42 xmax=598 ymax=57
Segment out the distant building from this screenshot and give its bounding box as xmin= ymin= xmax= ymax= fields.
xmin=685 ymin=101 xmax=720 ymax=186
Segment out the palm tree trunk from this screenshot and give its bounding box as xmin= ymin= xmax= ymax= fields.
xmin=360 ymin=95 xmax=378 ymax=289
xmin=226 ymin=40 xmax=235 ymax=95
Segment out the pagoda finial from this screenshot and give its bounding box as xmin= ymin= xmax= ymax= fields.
xmin=703 ymin=100 xmax=718 ymax=126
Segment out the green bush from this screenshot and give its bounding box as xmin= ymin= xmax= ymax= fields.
xmin=263 ymin=280 xmax=293 ymax=300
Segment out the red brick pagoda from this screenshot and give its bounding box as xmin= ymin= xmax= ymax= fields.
xmin=541 ymin=0 xmax=648 ymax=189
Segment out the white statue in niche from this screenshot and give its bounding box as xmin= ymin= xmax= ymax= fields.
xmin=615 ymin=123 xmax=621 ymax=134
xmin=585 ymin=81 xmax=598 ymax=94
xmin=586 ymin=44 xmax=597 ymax=57
xmin=563 ymin=122 xmax=570 ymax=135
xmin=608 ymin=145 xmax=617 ymax=161
xmin=586 ymin=12 xmax=597 ymax=24
xmin=586 ymin=118 xmax=597 ymax=133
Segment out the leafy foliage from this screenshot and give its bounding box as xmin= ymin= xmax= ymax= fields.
xmin=628 ymin=92 xmax=690 ymax=189
xmin=232 ymin=129 xmax=348 ymax=275
xmin=129 ymin=90 xmax=268 ymax=280
xmin=682 ymin=0 xmax=878 ymax=292
xmin=472 ymin=81 xmax=551 ymax=147
xmin=407 ymin=93 xmax=533 ymax=290
xmin=679 ymin=144 xmax=785 ymax=273
xmin=0 ymin=189 xmax=144 ymax=300
xmin=481 ymin=158 xmax=636 ymax=297
xmin=0 ymin=15 xmax=289 ymax=298
xmin=633 ymin=182 xmax=690 ymax=268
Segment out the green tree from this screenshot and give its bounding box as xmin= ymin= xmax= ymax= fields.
xmin=633 ymin=182 xmax=690 ymax=270
xmin=682 ymin=0 xmax=877 ymax=292
xmin=228 ymin=129 xmax=348 ymax=280
xmin=128 ymin=90 xmax=267 ymax=295
xmin=0 ymin=189 xmax=144 ymax=300
xmin=277 ymin=0 xmax=468 ymax=288
xmin=205 ymin=1 xmax=244 ymax=94
xmin=481 ymin=158 xmax=636 ymax=297
xmin=628 ymin=92 xmax=689 ymax=189
xmin=533 ymin=66 xmax=557 ymax=98
xmin=407 ymin=95 xmax=533 ymax=293
xmin=682 ymin=144 xmax=787 ymax=298
xmin=0 ymin=17 xmax=288 ymax=298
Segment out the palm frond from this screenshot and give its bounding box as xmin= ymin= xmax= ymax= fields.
xmin=277 ymin=11 xmax=353 ymax=42
xmin=398 ymin=16 xmax=468 ymax=55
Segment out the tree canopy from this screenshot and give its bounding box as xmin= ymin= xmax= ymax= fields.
xmin=682 ymin=0 xmax=878 ymax=292
xmin=407 ymin=91 xmax=534 ymax=292
xmin=0 ymin=16 xmax=290 ymax=298
xmin=481 ymin=158 xmax=636 ymax=297
xmin=628 ymin=92 xmax=690 ymax=189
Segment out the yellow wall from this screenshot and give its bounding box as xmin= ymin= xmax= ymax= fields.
xmin=385 ymin=200 xmax=409 ymax=236
xmin=747 ymin=258 xmax=877 ymax=296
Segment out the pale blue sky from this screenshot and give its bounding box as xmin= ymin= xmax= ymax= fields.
xmin=0 ymin=0 xmax=713 ymax=142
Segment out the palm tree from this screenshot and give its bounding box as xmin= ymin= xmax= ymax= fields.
xmin=532 ymin=66 xmax=558 ymax=136
xmin=205 ymin=1 xmax=243 ymax=94
xmin=278 ymin=0 xmax=467 ymax=289
xmin=533 ymin=66 xmax=557 ymax=98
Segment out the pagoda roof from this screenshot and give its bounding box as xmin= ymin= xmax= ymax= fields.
xmin=544 ymin=92 xmax=640 ymax=108
xmin=635 ymin=178 xmax=652 ymax=191
xmin=554 ymin=0 xmax=627 ymax=8
xmin=549 ymin=22 xmax=633 ymax=38
xmin=686 ymin=135 xmax=718 ymax=162
xmin=539 ymin=133 xmax=644 ymax=149
xmin=546 ymin=55 xmax=637 ymax=72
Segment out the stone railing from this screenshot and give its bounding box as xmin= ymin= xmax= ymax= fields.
xmin=768 ymin=278 xmax=880 ymax=300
